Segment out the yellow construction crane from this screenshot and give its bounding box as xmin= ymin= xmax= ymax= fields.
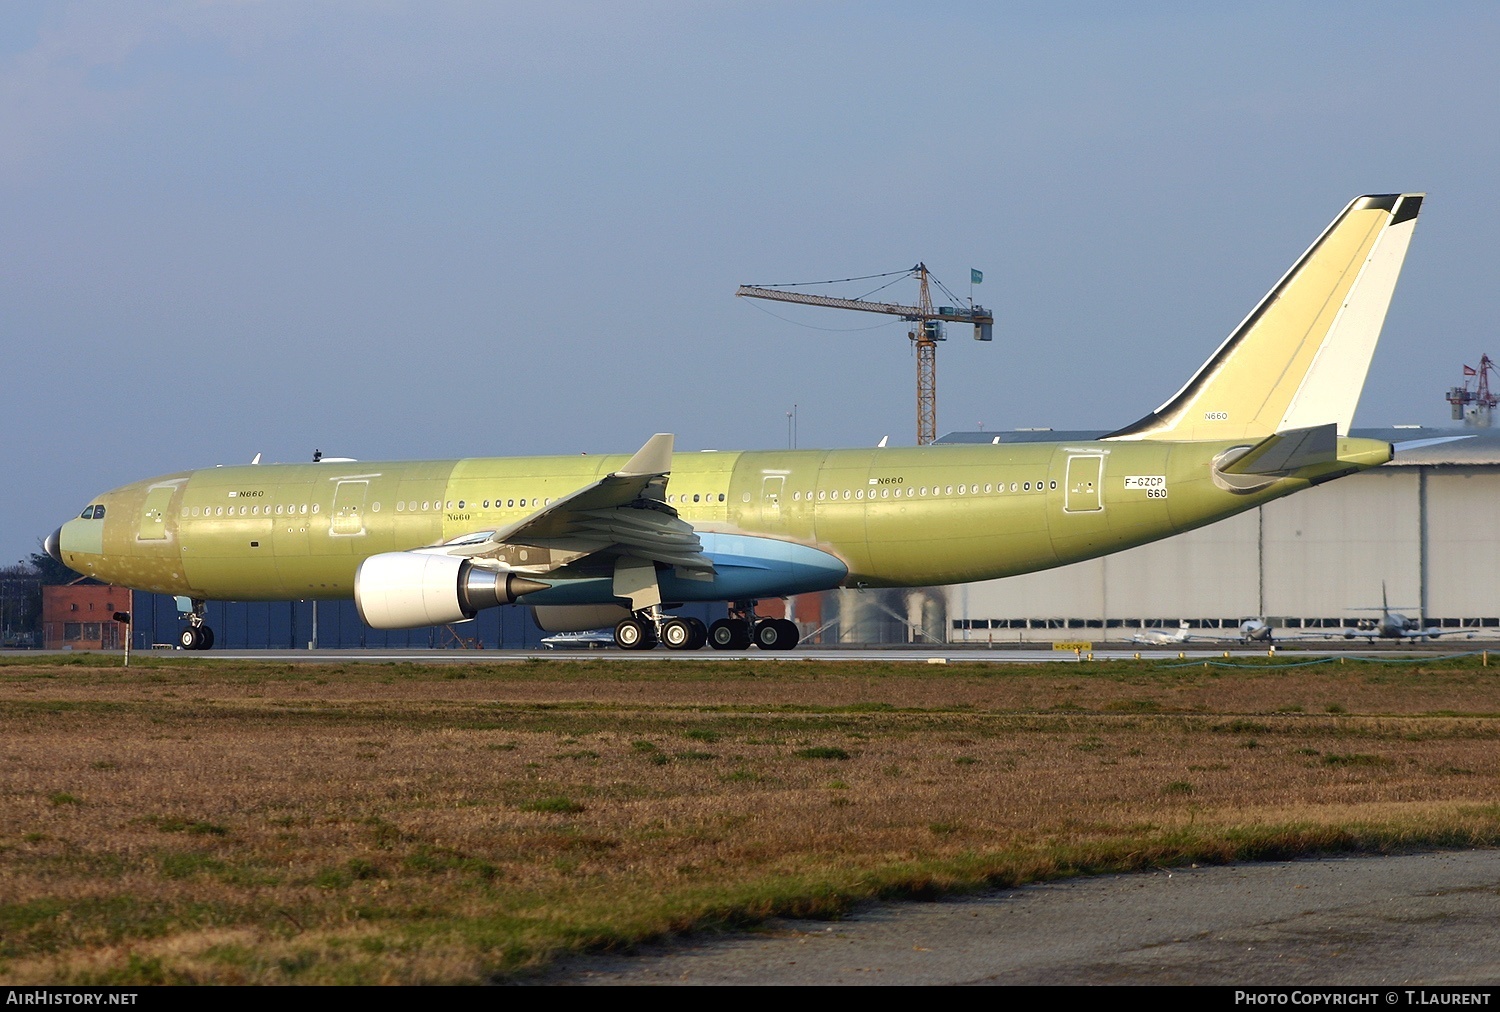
xmin=736 ymin=264 xmax=993 ymax=445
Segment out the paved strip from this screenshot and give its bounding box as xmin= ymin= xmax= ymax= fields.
xmin=533 ymin=850 xmax=1500 ymax=985
xmin=8 ymin=646 xmax=1487 ymax=664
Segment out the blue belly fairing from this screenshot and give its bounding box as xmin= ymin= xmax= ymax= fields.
xmin=518 ymin=532 xmax=847 ymax=605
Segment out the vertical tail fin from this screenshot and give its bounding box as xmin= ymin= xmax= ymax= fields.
xmin=1106 ymin=193 xmax=1423 ymax=442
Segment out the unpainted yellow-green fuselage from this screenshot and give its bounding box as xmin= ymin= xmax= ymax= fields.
xmin=60 ymin=436 xmax=1393 ymax=603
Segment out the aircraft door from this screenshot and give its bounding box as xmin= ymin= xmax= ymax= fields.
xmin=759 ymin=474 xmax=787 ymax=531
xmin=1064 ymin=455 xmax=1103 ymax=513
xmin=138 ymin=485 xmax=178 ymax=541
xmin=331 ymin=480 xmax=369 ymax=537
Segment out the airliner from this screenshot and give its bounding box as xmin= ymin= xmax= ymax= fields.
xmin=48 ymin=194 xmax=1427 ymax=652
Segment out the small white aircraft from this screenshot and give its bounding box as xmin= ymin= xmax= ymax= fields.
xmin=1130 ymin=619 xmax=1274 ymax=646
xmin=540 ymin=628 xmax=617 ymax=650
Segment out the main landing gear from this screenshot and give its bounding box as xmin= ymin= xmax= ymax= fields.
xmin=177 ymin=599 xmax=215 ymax=651
xmin=614 ymin=612 xmax=709 ymax=651
xmin=612 ymin=602 xmax=799 ymax=651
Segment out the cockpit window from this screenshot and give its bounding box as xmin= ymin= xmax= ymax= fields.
xmin=80 ymin=506 xmax=94 ymax=519
xmin=94 ymin=505 xmax=105 ymax=520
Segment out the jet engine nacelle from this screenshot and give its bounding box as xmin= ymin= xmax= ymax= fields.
xmin=354 ymin=551 xmax=546 ymax=629
xmin=532 ymin=604 xmax=634 ymax=633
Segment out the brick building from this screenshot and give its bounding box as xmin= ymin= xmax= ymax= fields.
xmin=42 ymin=583 xmax=131 ymax=650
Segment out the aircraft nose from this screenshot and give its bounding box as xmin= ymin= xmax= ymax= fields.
xmin=44 ymin=527 xmax=63 ymax=565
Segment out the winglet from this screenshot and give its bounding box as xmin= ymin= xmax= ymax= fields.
xmin=618 ymin=433 xmax=674 ymax=476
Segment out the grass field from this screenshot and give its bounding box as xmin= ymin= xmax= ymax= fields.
xmin=2 ymin=653 xmax=1498 ymax=984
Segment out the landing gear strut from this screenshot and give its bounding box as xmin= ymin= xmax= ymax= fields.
xmin=177 ymin=599 xmax=214 ymax=651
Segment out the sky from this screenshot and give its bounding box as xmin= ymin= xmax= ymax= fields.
xmin=4 ymin=1 xmax=1500 ymax=564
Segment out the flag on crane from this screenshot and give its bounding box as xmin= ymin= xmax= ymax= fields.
xmin=971 ymin=269 xmax=983 ymax=285
xmin=1464 ymin=365 xmax=1477 ymax=376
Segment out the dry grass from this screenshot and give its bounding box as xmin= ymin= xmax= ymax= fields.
xmin=1 ymin=653 xmax=1498 ymax=983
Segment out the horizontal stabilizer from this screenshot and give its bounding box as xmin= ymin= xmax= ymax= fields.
xmin=1393 ymin=434 xmax=1476 ymax=454
xmin=1220 ymin=423 xmax=1337 ymax=475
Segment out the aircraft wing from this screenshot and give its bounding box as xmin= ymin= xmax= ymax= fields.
xmin=443 ymin=433 xmax=715 ymax=575
xmin=1406 ymin=626 xmax=1477 ymax=640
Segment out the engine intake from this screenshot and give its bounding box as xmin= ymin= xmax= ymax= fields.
xmin=355 ymin=551 xmax=547 ymax=629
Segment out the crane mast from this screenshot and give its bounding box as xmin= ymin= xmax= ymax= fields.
xmin=1446 ymin=353 xmax=1498 ymax=428
xmin=736 ymin=264 xmax=992 ymax=445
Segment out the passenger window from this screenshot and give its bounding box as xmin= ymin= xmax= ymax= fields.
xmin=507 ymin=499 xmax=514 ymax=508
xmin=1050 ymin=480 xmax=1057 ymax=490
xmin=1010 ymin=482 xmax=1018 ymax=491
xmin=1024 ymin=482 xmax=1031 ymax=491
xmin=718 ymin=493 xmax=725 ymax=502
xmin=301 ymin=504 xmax=308 ymax=515
xmin=312 ymin=503 xmax=320 ymax=513
xmin=397 ymin=502 xmax=404 ymax=512
xmin=693 ymin=494 xmax=700 ymax=503
xmin=458 ymin=500 xmax=465 ymax=509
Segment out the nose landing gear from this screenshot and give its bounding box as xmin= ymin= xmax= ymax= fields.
xmin=176 ymin=598 xmax=215 ymax=651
